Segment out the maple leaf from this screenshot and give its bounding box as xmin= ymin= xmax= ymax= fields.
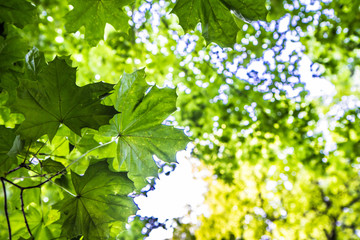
xmin=171 ymin=0 xmax=267 ymax=47
xmin=101 ymin=69 xmax=190 ymax=189
xmin=56 ymin=161 xmax=137 ymax=240
xmin=24 ymin=47 xmax=46 ymax=81
xmin=27 ymin=206 xmax=62 ymax=239
xmin=221 ymin=0 xmax=268 ymax=22
xmin=9 ymin=205 xmax=61 ymax=239
xmin=0 ymin=126 xmax=22 ymax=177
xmin=42 ymin=158 xmax=66 ymax=174
xmin=65 ymin=0 xmax=134 ymax=46
xmin=0 ymin=36 xmax=27 ymax=71
xmin=0 ymin=0 xmax=36 ymax=28
xmin=12 ymin=50 xmax=117 ymax=140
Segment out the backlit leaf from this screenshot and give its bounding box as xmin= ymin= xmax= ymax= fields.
xmin=56 ymin=161 xmax=137 ymax=240
xmin=25 ymin=47 xmax=46 ymax=81
xmin=42 ymin=158 xmax=66 ymax=174
xmin=0 ymin=126 xmax=22 ymax=177
xmin=12 ymin=52 xmax=117 ymax=140
xmin=172 ymin=0 xmax=267 ymax=47
xmin=65 ymin=0 xmax=134 ymax=46
xmin=0 ymin=0 xmax=36 ymax=28
xmin=0 ymin=36 xmax=27 ymax=71
xmin=102 ymin=69 xmax=189 ymax=189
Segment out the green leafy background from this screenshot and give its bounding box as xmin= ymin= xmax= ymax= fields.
xmin=1 ymin=0 xmax=359 ymax=239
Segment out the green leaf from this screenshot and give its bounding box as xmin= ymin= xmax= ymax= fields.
xmin=221 ymin=0 xmax=268 ymax=22
xmin=42 ymin=158 xmax=66 ymax=174
xmin=26 ymin=205 xmax=61 ymax=239
xmin=7 ymin=135 xmax=23 ymax=157
xmin=171 ymin=0 xmax=201 ymax=32
xmin=9 ymin=203 xmax=61 ymax=239
xmin=56 ymin=161 xmax=137 ymax=240
xmin=65 ymin=0 xmax=134 ymax=46
xmin=68 ymin=131 xmax=100 ymax=154
xmin=25 ymin=47 xmax=46 ymax=81
xmin=12 ymin=53 xmax=118 ymax=140
xmin=0 ymin=35 xmax=27 ymax=71
xmin=0 ymin=126 xmax=22 ymax=177
xmin=172 ymin=0 xmax=267 ymax=47
xmin=0 ymin=71 xmax=21 ymax=107
xmin=0 ymin=0 xmax=36 ymax=28
xmin=102 ymin=69 xmax=189 ymax=189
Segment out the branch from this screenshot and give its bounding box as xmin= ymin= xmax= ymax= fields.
xmin=20 ymin=189 xmax=32 ymax=238
xmin=0 ymin=139 xmax=114 ymax=240
xmin=1 ymin=168 xmax=65 ymax=239
xmin=32 ymin=139 xmax=49 ymax=168
xmin=6 ymin=162 xmax=31 ymax=175
xmin=6 ymin=140 xmax=34 ymax=175
xmin=11 ymin=174 xmax=47 ymax=180
xmin=2 ymin=170 xmax=64 ymax=190
xmin=342 ymin=196 xmax=360 ymax=209
xmin=21 ymin=140 xmax=32 ymax=164
xmin=27 ymin=168 xmax=77 ymax=197
xmin=3 ymin=140 xmax=112 ymax=190
xmin=6 ymin=164 xmax=26 ymax=175
xmin=1 ymin=177 xmax=12 ymax=240
xmin=315 ymin=181 xmax=332 ymax=211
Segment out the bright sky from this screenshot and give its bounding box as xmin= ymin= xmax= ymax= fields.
xmin=135 ymin=148 xmax=210 ymax=239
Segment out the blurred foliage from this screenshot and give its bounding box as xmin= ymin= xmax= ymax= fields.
xmin=0 ymin=0 xmax=360 ymax=239
xmin=170 ymin=0 xmax=360 ymax=239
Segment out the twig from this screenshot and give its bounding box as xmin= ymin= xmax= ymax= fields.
xmin=32 ymin=139 xmax=49 ymax=169
xmin=20 ymin=189 xmax=32 ymax=238
xmin=26 ymin=168 xmax=76 ymax=197
xmin=2 ymin=170 xmax=64 ymax=190
xmin=342 ymin=196 xmax=360 ymax=209
xmin=6 ymin=164 xmax=26 ymax=175
xmin=1 ymin=177 xmax=12 ymax=240
xmin=22 ymin=140 xmax=32 ymax=164
xmin=12 ymin=174 xmax=47 ymax=180
xmin=1 ymin=170 xmax=65 ymax=239
xmin=6 ymin=140 xmax=33 ymax=175
xmin=7 ymin=140 xmax=49 ymax=175
xmin=0 ymin=139 xmax=115 ymax=240
xmin=35 ymin=140 xmax=48 ymax=156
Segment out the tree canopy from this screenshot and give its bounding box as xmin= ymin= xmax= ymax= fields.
xmin=0 ymin=0 xmax=359 ymax=239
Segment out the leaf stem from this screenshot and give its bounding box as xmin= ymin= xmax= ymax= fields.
xmin=1 ymin=177 xmax=12 ymax=240
xmin=64 ymin=140 xmax=115 ymax=170
xmin=20 ymin=189 xmax=33 ymax=238
xmin=50 ymin=180 xmax=77 ymax=197
xmin=26 ymin=168 xmax=77 ymax=197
